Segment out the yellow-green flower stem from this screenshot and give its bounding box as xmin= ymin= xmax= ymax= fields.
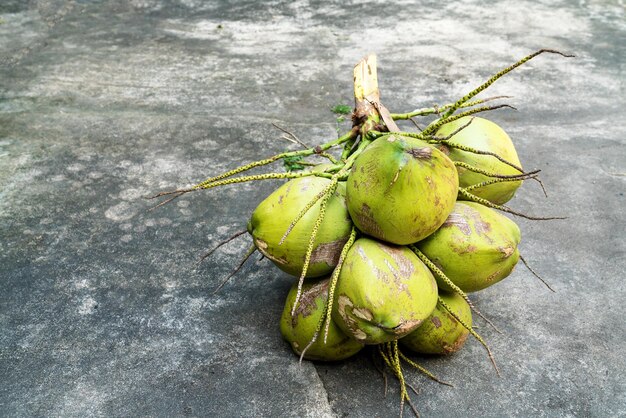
xmin=392 ymin=341 xmax=409 ymax=417
xmin=390 ymin=96 xmax=511 ymax=120
xmin=409 ymin=245 xmax=501 ymax=334
xmin=458 ymin=188 xmax=565 ymax=221
xmin=398 ymin=351 xmax=453 ymax=387
xmin=459 ymin=168 xmax=548 ymax=199
xmin=192 ymin=127 xmax=357 ymax=190
xmin=440 ymin=49 xmax=574 ymax=120
xmin=290 ymin=140 xmax=371 ymax=317
xmin=429 ymin=139 xmax=524 ymax=172
xmin=279 ymin=180 xmax=340 ymax=246
xmin=454 ymin=162 xmax=539 ymax=179
xmin=407 ymin=104 xmax=515 ymax=138
xmin=297 ymin=227 xmax=357 ymax=362
xmin=323 ymin=227 xmax=357 ymax=344
xmin=438 ymin=296 xmax=500 ymax=376
xmin=150 ymin=170 xmax=335 ymax=210
xmin=279 ymin=139 xmax=369 ymax=246
xmin=462 ymin=173 xmax=533 ymax=191
xmin=291 ymin=181 xmax=335 ymax=317
xmin=195 ymin=171 xmax=334 ymax=191
xmin=364 ymin=128 xmax=526 ymax=177
xmin=150 ymin=127 xmax=358 ymax=208
xmin=377 ymin=344 xmax=421 ymax=417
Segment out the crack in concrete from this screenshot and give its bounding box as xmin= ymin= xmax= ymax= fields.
xmin=313 ymin=363 xmax=337 ymax=418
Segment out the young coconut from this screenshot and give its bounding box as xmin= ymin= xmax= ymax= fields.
xmin=280 ymin=277 xmax=364 ymax=361
xmin=416 ymin=201 xmax=521 ymax=293
xmin=332 ymin=237 xmax=438 ymax=344
xmin=346 ymin=134 xmax=459 ymax=245
xmin=435 ymin=116 xmax=524 ymax=205
xmin=400 ymin=291 xmax=471 ymax=355
xmin=247 ymin=176 xmax=352 ymax=278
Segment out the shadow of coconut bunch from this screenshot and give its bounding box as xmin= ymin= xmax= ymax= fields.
xmin=151 ymin=49 xmax=572 ymax=417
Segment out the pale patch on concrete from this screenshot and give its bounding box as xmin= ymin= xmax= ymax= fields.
xmin=104 ymin=201 xmax=137 ymax=222
xmin=74 ymin=278 xmax=91 ymax=290
xmin=55 ymin=381 xmax=108 ymax=417
xmin=119 ymin=222 xmax=133 ymax=231
xmin=78 ymin=296 xmax=98 ymax=315
xmin=119 ymin=187 xmax=147 ymax=200
xmin=66 ymin=163 xmax=85 ymax=172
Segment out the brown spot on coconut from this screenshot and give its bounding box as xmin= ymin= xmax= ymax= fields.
xmin=443 ymin=212 xmax=472 ymax=236
xmin=405 ymin=146 xmax=433 ymax=160
xmin=431 ymin=316 xmax=442 ymax=329
xmin=310 ymin=239 xmax=349 ymax=266
xmin=291 ymin=279 xmax=329 ymax=326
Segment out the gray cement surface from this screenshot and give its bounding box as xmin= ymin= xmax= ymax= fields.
xmin=1 ymin=0 xmax=625 ymax=417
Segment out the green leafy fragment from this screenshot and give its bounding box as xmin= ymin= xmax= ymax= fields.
xmin=331 ymin=104 xmax=352 ymax=115
xmin=283 ymin=155 xmax=305 ymax=171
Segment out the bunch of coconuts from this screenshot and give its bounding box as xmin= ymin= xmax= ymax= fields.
xmin=153 ymin=50 xmax=571 ymax=415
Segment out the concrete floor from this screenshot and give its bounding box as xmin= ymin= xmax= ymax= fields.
xmin=1 ymin=0 xmax=624 ymax=416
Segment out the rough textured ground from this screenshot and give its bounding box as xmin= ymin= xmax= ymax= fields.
xmin=1 ymin=0 xmax=625 ymax=417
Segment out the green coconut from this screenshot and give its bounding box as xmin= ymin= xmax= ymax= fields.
xmin=435 ymin=116 xmax=523 ymax=205
xmin=346 ymin=134 xmax=459 ymax=245
xmin=247 ymin=176 xmax=352 ymax=278
xmin=417 ymin=201 xmax=521 ymax=292
xmin=280 ymin=277 xmax=364 ymax=361
xmin=400 ymin=291 xmax=471 ymax=355
xmin=332 ymin=237 xmax=438 ymax=344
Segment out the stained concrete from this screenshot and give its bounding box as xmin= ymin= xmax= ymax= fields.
xmin=1 ymin=0 xmax=624 ymax=417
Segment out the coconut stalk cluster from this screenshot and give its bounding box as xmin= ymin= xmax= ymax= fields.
xmin=153 ymin=50 xmax=571 ymax=416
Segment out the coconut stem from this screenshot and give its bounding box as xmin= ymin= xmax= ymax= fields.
xmin=353 ymin=54 xmax=382 ymax=135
